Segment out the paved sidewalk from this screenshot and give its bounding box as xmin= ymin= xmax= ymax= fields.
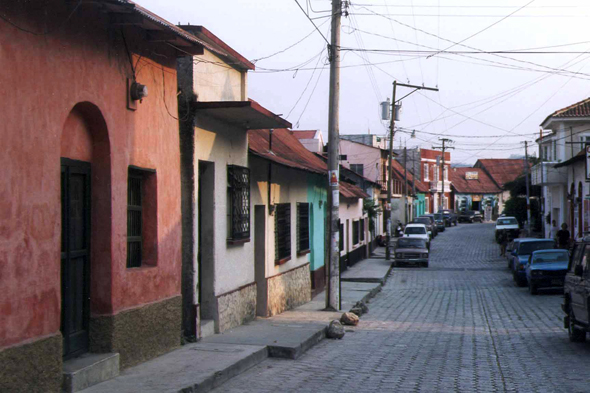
xmin=81 ymin=251 xmax=392 ymax=393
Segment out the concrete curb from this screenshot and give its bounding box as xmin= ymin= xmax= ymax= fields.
xmin=267 ymin=327 xmax=327 ymax=360
xmin=356 ymin=262 xmax=394 ymax=307
xmin=185 ymin=346 xmax=269 ymax=393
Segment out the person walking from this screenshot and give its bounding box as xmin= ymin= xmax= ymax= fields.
xmin=499 ymin=230 xmax=508 ymax=257
xmin=557 ymin=223 xmax=571 ymax=249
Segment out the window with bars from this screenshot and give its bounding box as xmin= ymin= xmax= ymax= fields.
xmin=352 ymin=220 xmax=359 ymax=245
xmin=350 ymin=164 xmax=364 ymax=177
xmin=127 ymin=166 xmax=157 ymax=268
xmin=227 ymin=165 xmax=250 ymax=241
xmin=297 ymin=203 xmax=310 ymax=253
xmin=275 ymin=203 xmax=291 ymax=264
xmin=360 ymin=219 xmax=365 ymax=242
xmin=339 ymin=222 xmax=344 ymax=252
xmin=423 ymin=163 xmax=429 ymax=181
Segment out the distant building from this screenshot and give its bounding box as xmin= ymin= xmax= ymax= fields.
xmin=292 ymin=130 xmax=325 ymax=154
xmin=450 ymin=167 xmax=502 ymax=216
xmin=340 ymin=134 xmax=388 ymax=149
xmin=474 ymin=159 xmax=529 ymax=215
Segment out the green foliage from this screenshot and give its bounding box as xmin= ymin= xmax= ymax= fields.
xmin=363 ymin=198 xmax=381 ymax=233
xmin=504 ymin=174 xmax=541 ymax=199
xmin=503 ymin=196 xmax=541 ymax=231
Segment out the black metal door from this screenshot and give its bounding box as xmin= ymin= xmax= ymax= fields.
xmin=61 ymin=158 xmax=91 ymax=359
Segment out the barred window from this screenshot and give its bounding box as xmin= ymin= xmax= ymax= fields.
xmin=360 ymin=219 xmax=365 ymax=242
xmin=352 ymin=220 xmax=359 ymax=245
xmin=127 ymin=166 xmax=157 ymax=268
xmin=227 ymin=165 xmax=250 ymax=241
xmin=339 ymin=221 xmax=344 ymax=252
xmin=350 ymin=164 xmax=364 ymax=177
xmin=275 ymin=203 xmax=291 ymax=264
xmin=297 ymin=203 xmax=310 ymax=253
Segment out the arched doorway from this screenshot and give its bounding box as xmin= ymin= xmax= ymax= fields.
xmin=60 ymin=102 xmax=111 ymax=359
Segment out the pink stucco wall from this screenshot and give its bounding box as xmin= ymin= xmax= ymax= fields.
xmin=0 ymin=5 xmax=182 ymax=349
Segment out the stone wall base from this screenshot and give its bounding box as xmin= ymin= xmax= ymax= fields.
xmin=0 ymin=334 xmax=62 ymax=393
xmin=216 ymin=283 xmax=257 ymax=333
xmin=90 ymin=295 xmax=181 ymax=369
xmin=267 ymin=263 xmax=312 ymax=317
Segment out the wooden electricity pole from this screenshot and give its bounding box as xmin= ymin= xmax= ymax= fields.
xmin=524 ymin=141 xmax=532 ymax=233
xmin=432 ymin=138 xmax=454 ymax=211
xmin=326 ymin=0 xmax=342 ymax=311
xmin=385 ymin=82 xmax=438 ymax=260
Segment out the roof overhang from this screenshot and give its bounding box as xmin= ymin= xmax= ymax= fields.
xmin=193 ymin=101 xmax=292 ymax=130
xmin=541 ymin=116 xmax=590 ymax=130
xmin=554 ymin=151 xmax=585 ymax=168
xmin=101 ymin=0 xmax=206 ymax=56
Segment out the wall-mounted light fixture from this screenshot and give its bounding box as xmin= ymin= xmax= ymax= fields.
xmin=130 ymin=81 xmax=148 ymax=101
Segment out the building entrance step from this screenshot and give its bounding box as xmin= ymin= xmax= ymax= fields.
xmin=201 ymin=319 xmax=216 ymax=338
xmin=62 ymin=352 xmax=119 ymax=392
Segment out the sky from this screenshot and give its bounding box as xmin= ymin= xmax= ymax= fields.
xmin=136 ymin=0 xmax=590 ymax=165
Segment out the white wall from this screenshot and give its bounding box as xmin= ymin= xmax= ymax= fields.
xmin=250 ymin=157 xmax=312 ymax=280
xmin=194 ymin=49 xmax=246 ymax=102
xmin=195 ymin=117 xmax=253 ymax=296
xmin=339 ymin=139 xmax=383 ymax=183
xmin=339 ymin=197 xmax=367 ymax=256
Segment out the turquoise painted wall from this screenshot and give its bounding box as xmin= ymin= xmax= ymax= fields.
xmin=415 ymin=193 xmax=426 ymax=217
xmin=307 ymin=174 xmax=328 ymax=272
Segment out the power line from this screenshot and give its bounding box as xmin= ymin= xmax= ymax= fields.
xmin=293 ymin=0 xmax=330 ymax=46
xmin=0 ymin=0 xmax=82 ymax=35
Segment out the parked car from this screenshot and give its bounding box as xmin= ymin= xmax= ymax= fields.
xmin=403 ymin=223 xmax=430 ymax=249
xmin=439 ymin=209 xmax=458 ymax=226
xmin=525 ymin=249 xmax=569 ymax=295
xmin=506 ymin=238 xmax=525 ymax=269
xmin=510 ymin=238 xmax=556 ymax=286
xmin=432 ymin=213 xmax=446 ymax=232
xmin=422 ymin=214 xmax=445 ymax=235
xmin=419 ymin=215 xmax=438 ymax=238
xmin=413 ymin=217 xmax=435 ymax=239
xmin=563 ymin=239 xmax=590 ymax=342
xmin=459 ymin=210 xmax=483 ymax=223
xmin=495 ymin=216 xmax=519 ymax=242
xmin=394 ymin=237 xmax=429 ymax=268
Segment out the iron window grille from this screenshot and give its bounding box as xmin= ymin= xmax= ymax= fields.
xmin=227 ymin=165 xmax=250 ymax=241
xmin=360 ymin=219 xmax=365 ymax=242
xmin=127 ymin=169 xmax=144 ymax=268
xmin=339 ymin=221 xmax=344 ymax=252
xmin=352 ymin=220 xmax=360 ymax=245
xmin=275 ymin=203 xmax=291 ymax=263
xmin=350 ymin=164 xmax=364 ymax=177
xmin=297 ymin=203 xmax=310 ymax=253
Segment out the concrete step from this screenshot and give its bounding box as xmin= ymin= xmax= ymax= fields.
xmin=62 ymin=353 xmax=119 ymax=393
xmin=201 ymin=319 xmax=216 ymax=338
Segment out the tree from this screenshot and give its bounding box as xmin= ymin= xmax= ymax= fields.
xmin=503 ymin=174 xmax=541 ymax=231
xmin=363 ymin=198 xmax=381 ymax=235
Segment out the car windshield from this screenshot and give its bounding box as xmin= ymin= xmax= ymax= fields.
xmin=519 ymin=241 xmax=555 ymax=255
xmin=498 ymin=218 xmax=518 ymax=225
xmin=397 ymin=238 xmax=426 ymax=248
xmin=434 ymin=213 xmax=443 ymax=220
xmin=414 ymin=218 xmax=430 ymax=225
xmin=405 ymin=227 xmax=426 ymax=235
xmin=532 ymin=251 xmax=569 ymax=264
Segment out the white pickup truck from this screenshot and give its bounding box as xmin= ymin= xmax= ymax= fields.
xmin=495 ymin=216 xmax=520 ymax=241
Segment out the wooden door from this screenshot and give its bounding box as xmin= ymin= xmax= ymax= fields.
xmin=61 ymin=158 xmax=91 ymax=359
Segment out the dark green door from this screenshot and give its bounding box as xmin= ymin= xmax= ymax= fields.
xmin=61 ymin=158 xmax=91 ymax=359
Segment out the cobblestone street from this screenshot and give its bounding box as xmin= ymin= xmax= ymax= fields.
xmin=211 ymin=223 xmax=590 ymax=393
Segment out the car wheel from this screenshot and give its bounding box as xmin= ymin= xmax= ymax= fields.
xmin=568 ymin=305 xmax=587 ymax=342
xmin=529 ymin=282 xmax=537 ymax=295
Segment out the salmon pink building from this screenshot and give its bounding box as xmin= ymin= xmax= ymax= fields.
xmin=0 ymin=1 xmax=203 ymax=391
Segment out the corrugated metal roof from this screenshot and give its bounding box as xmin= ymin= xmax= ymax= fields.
xmin=450 ymin=167 xmax=501 ymax=194
xmin=475 ymin=159 xmax=529 ymax=189
xmin=390 ymin=159 xmax=429 ymax=193
xmin=248 ymin=129 xmax=369 ymax=199
xmin=292 ymin=130 xmax=318 ymax=140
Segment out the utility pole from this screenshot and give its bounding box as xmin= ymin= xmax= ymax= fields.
xmin=539 ymin=129 xmax=545 ymax=238
xmin=326 ymin=0 xmax=342 ymax=311
xmin=385 ymin=81 xmax=397 ymax=261
xmin=432 ymin=138 xmax=454 ymax=211
xmin=412 ymin=152 xmax=416 ymax=217
xmin=385 ymin=81 xmax=438 ymax=260
xmin=524 ymin=141 xmax=532 ymax=234
xmin=404 ymin=146 xmax=408 ymax=224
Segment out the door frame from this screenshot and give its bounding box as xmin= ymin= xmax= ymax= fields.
xmin=60 ymin=157 xmax=91 ymax=360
